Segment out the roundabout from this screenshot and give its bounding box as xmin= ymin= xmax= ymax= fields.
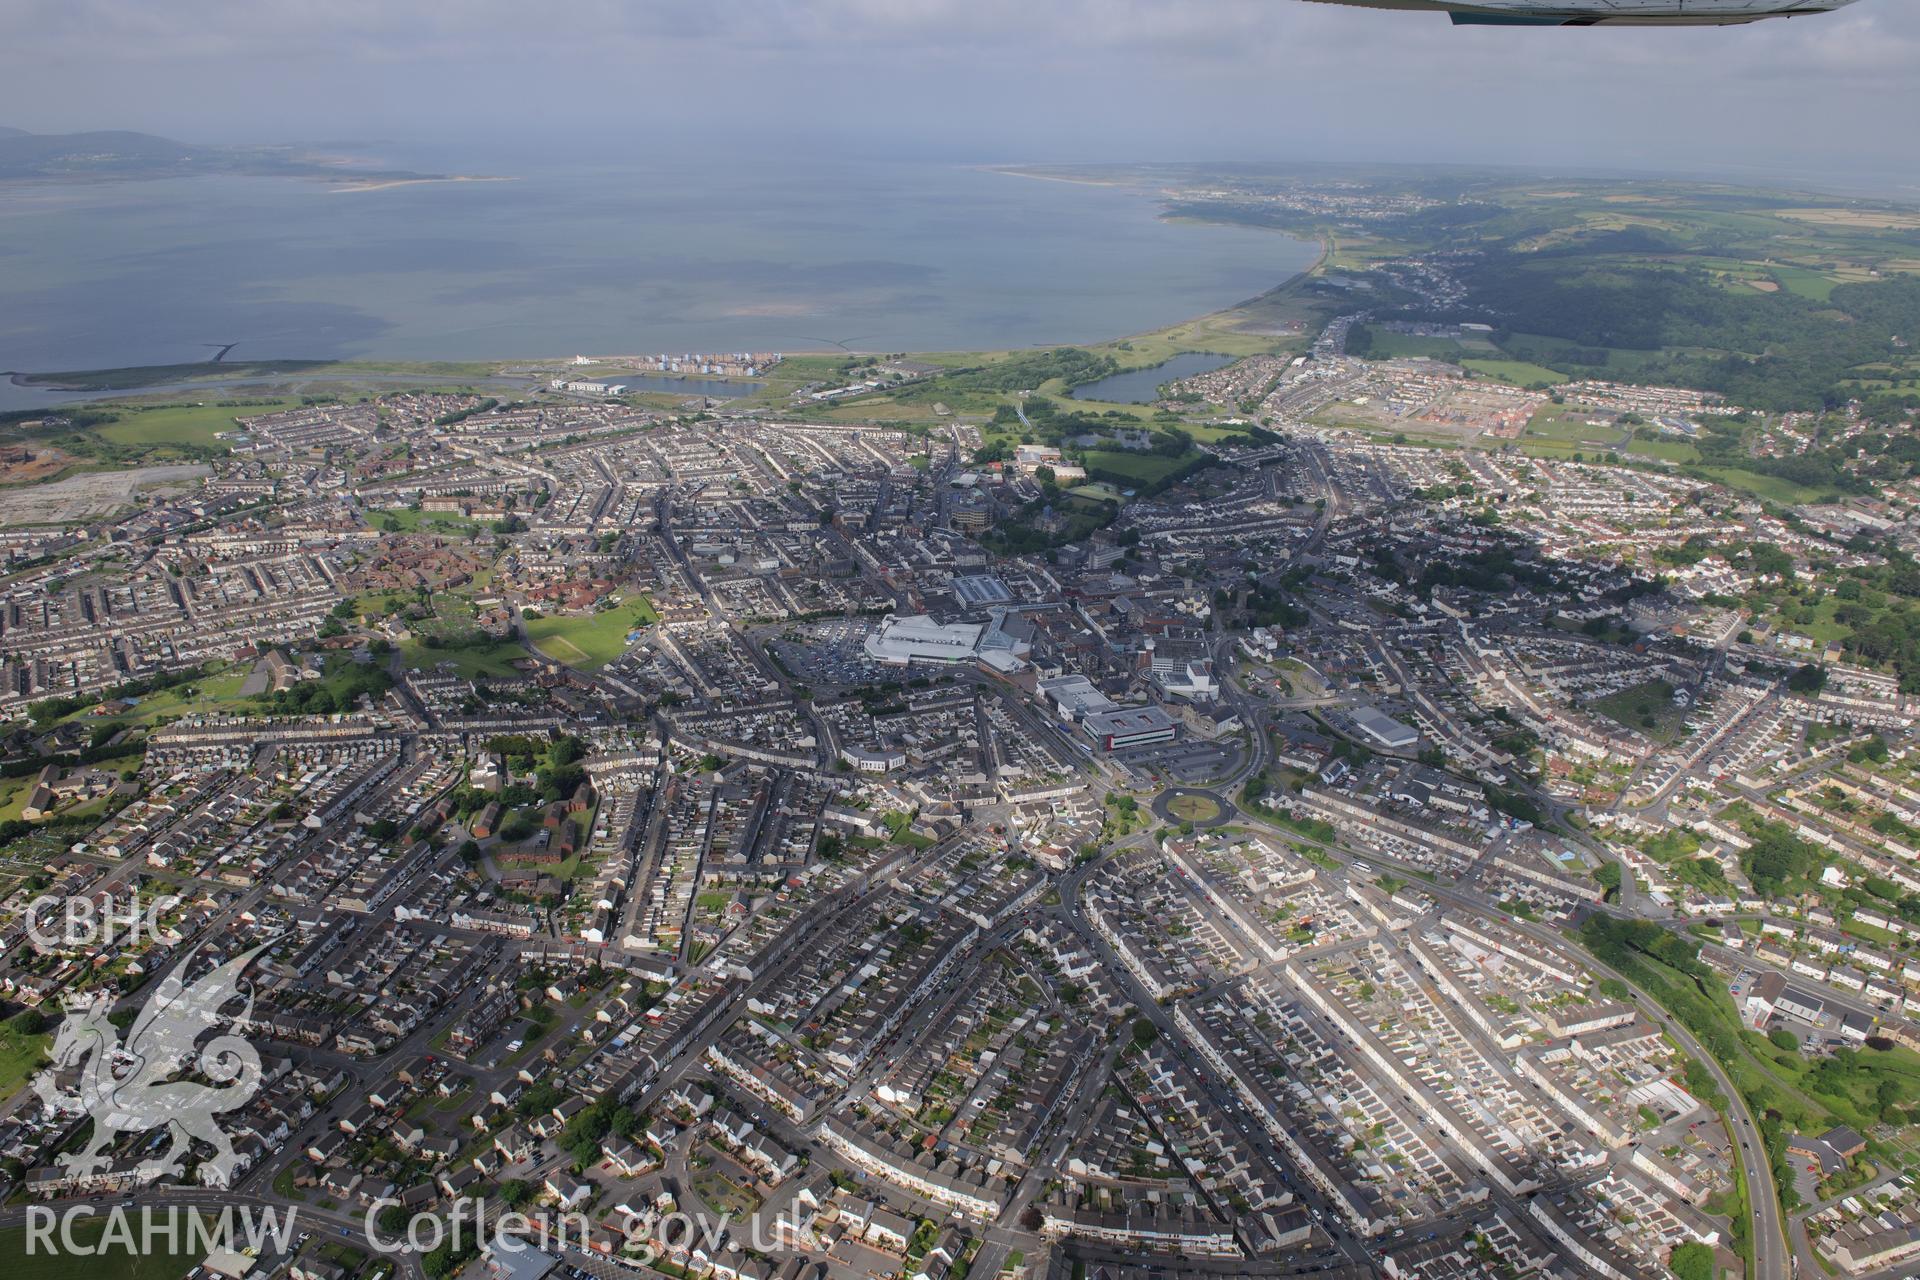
xmin=1154 ymin=788 xmax=1233 ymax=828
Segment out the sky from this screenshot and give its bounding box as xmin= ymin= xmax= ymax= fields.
xmin=1 ymin=0 xmax=1915 ymax=190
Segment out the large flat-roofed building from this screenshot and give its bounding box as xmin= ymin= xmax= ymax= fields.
xmin=1350 ymin=705 xmax=1419 ymax=751
xmin=1084 ymin=706 xmax=1179 ymax=750
xmin=953 ymin=574 xmax=1014 ymax=607
xmin=864 ymin=613 xmax=984 ymax=666
xmin=1039 ymin=674 xmax=1117 ymax=723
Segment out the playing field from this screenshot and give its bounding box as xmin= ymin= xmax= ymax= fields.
xmin=536 ymin=634 xmax=589 ymax=663
xmin=524 ymin=595 xmax=657 ymax=670
xmin=1078 ymin=450 xmax=1196 ymax=486
xmin=1524 ymin=404 xmax=1626 ymax=448
xmin=93 ymin=400 xmax=299 ymax=451
xmin=0 ymin=1215 xmax=201 ymax=1280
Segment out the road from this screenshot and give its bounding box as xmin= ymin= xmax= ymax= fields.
xmin=0 ymin=1186 xmax=424 ymax=1280
xmin=1047 ymin=842 xmax=1379 ymax=1272
xmin=1222 ymin=805 xmax=1792 ymax=1280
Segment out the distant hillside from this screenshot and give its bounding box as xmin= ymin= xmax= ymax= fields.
xmin=0 ymin=129 xmax=219 ymax=178
xmin=0 ymin=127 xmax=449 ymax=184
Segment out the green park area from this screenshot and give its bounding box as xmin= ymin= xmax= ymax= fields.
xmin=691 ymin=1165 xmax=762 ymax=1217
xmin=400 ymin=636 xmax=528 ymax=678
xmin=0 ymin=773 xmax=42 ymax=822
xmin=1592 ymin=678 xmax=1692 ymax=744
xmin=50 ymin=667 xmax=253 ymax=731
xmin=366 ymin=507 xmax=483 ymax=536
xmin=524 ymin=596 xmax=658 ymax=669
xmin=0 ymin=1010 xmax=51 ymax=1103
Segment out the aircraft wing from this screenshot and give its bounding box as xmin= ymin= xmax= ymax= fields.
xmin=1297 ymin=0 xmax=1860 ymax=24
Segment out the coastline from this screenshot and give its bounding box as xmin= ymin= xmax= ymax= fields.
xmin=983 ymin=166 xmax=1134 ymax=189
xmin=3 ymin=239 xmax=1332 ymax=411
xmin=326 ymin=174 xmax=518 ymax=194
xmin=5 ymin=182 xmax=1329 ymax=409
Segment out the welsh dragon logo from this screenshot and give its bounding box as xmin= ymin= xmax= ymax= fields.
xmin=34 ymin=942 xmax=271 ymax=1189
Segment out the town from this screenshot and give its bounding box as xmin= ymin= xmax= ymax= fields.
xmin=4 ymin=253 xmax=1920 ymax=1280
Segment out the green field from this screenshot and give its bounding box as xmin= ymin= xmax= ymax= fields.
xmin=1359 ymin=330 xmax=1501 ymax=362
xmin=91 ymin=400 xmax=298 ymax=451
xmin=52 ymin=668 xmax=252 ymax=730
xmin=1524 ymin=404 xmax=1627 ymax=447
xmin=367 ymin=507 xmax=482 ymax=536
xmin=1768 ymin=266 xmax=1840 ymax=302
xmin=524 ymin=596 xmax=658 ymax=669
xmin=0 ymin=1218 xmax=202 ymax=1280
xmin=1593 ymin=678 xmax=1692 ymax=744
xmin=1181 ymin=420 xmax=1261 ymax=444
xmin=1690 ymin=465 xmax=1835 ymax=506
xmin=0 ymin=772 xmax=43 ymax=822
xmin=0 ymin=1012 xmax=51 ymax=1101
xmin=1624 ymin=435 xmax=1702 ymax=464
xmin=1499 ymin=332 xmax=1675 ymax=379
xmin=1462 ymin=358 xmax=1566 ymax=387
xmin=1077 ymin=450 xmax=1196 ymax=487
xmin=1372 ymin=332 xmax=1467 ymax=360
xmin=399 ymin=637 xmax=529 ymax=678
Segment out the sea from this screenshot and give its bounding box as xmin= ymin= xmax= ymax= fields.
xmin=0 ymin=150 xmax=1316 ymax=411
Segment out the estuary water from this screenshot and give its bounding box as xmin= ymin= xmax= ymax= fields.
xmin=0 ymin=151 xmax=1315 ymax=409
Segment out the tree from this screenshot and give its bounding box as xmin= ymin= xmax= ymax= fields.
xmin=1787 ymin=663 xmax=1829 ymax=695
xmin=1594 ymin=863 xmax=1623 ymax=898
xmin=422 ymin=1244 xmax=462 ymax=1279
xmin=1768 ymin=1027 xmax=1799 ymax=1052
xmin=1668 ymin=1242 xmax=1714 ymax=1280
xmin=1874 ymin=1076 xmax=1905 ymax=1123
